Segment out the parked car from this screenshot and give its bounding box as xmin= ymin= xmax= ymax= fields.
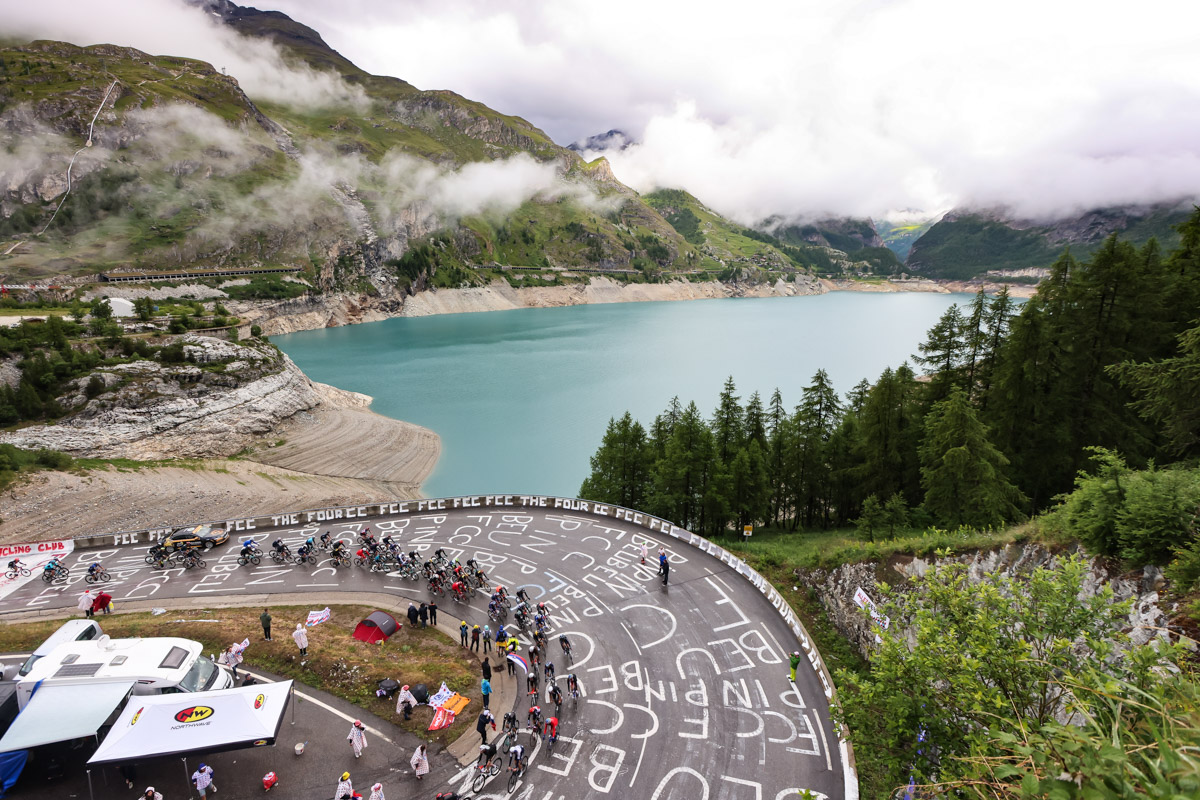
xmin=163 ymin=524 xmax=229 ymax=550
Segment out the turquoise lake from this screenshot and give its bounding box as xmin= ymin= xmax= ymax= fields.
xmin=273 ymin=292 xmax=976 ymax=498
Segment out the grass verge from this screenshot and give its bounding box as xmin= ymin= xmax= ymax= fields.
xmin=0 ymin=604 xmax=484 ymax=746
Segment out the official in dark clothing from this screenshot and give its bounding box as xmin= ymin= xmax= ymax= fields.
xmin=428 ymin=600 xmax=438 ymax=626
xmin=662 ymin=560 xmax=670 ymax=585
xmin=419 ymin=602 xmax=429 ymax=628
xmin=482 ymin=658 xmax=492 ymax=681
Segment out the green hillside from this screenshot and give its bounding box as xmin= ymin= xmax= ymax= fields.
xmin=907 ymin=208 xmax=1190 ymax=280
xmin=875 ymin=219 xmax=933 ymax=261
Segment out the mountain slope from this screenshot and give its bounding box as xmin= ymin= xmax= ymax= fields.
xmin=906 ymin=205 xmax=1191 ymax=279
xmin=0 ymin=2 xmax=694 ymax=286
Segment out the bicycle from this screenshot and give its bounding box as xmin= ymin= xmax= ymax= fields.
xmin=41 ymin=565 xmax=69 ymax=583
xmin=507 ymin=758 xmax=527 ymax=793
xmin=330 ymin=553 xmax=351 ymax=568
xmin=472 ymin=749 xmax=503 ymax=792
xmin=84 ymin=567 xmax=111 ymax=584
xmin=237 ymin=551 xmax=261 ymax=567
xmin=4 ymin=566 xmax=30 ymax=580
xmin=180 ymin=550 xmax=205 ymax=570
xmin=269 ymin=545 xmax=294 ymax=564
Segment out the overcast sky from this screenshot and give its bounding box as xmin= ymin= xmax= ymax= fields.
xmin=7 ymin=0 xmax=1200 ymax=224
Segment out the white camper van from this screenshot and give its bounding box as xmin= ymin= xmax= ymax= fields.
xmin=10 ymin=618 xmax=103 ymax=679
xmin=15 ymin=636 xmax=233 ymax=709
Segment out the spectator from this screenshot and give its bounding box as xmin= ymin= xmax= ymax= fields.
xmin=418 ymin=603 xmax=428 ymax=629
xmin=406 ymin=603 xmax=419 ymax=628
xmin=460 ymin=620 xmax=469 ymax=646
xmin=347 ymin=720 xmax=368 ymax=758
xmin=396 ymin=685 xmax=417 ymax=721
xmin=77 ymin=589 xmax=93 ymax=619
xmin=409 ymin=743 xmax=429 ymax=780
xmin=482 ymin=658 xmax=492 ymax=681
xmin=369 ymin=782 xmax=386 ymax=800
xmin=93 ymin=591 xmax=113 ymax=616
xmin=335 ymin=771 xmax=355 ymax=800
xmin=471 ymin=624 xmax=480 ymax=652
xmin=482 ymin=625 xmax=492 ymax=654
xmin=261 ymin=609 xmax=272 ymax=641
xmin=481 ymin=676 xmax=492 ymax=709
xmin=476 ymin=709 xmax=495 ymax=744
xmin=190 ymin=763 xmax=216 ymax=798
xmin=141 ymin=788 xmax=163 ymax=800
xmin=428 ymin=600 xmax=438 ymax=626
xmin=293 ymin=623 xmax=308 ymax=657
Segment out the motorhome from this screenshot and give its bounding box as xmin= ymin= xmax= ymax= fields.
xmin=11 ymin=619 xmax=103 ymax=679
xmin=15 ymin=636 xmax=233 ymax=709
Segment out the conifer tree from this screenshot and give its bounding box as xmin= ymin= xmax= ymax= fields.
xmin=920 ymin=386 xmax=1024 ymax=528
xmin=579 ymin=412 xmax=653 ymax=509
xmin=711 ymin=376 xmax=744 ymax=465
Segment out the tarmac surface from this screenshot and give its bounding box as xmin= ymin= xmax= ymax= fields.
xmin=1 ymin=505 xmax=851 ymax=800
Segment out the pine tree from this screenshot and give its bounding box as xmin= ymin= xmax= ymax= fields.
xmin=651 ymin=402 xmax=717 ymax=531
xmin=915 ymin=304 xmax=966 ymax=404
xmin=855 ymin=494 xmax=885 ymax=542
xmin=743 ymin=391 xmax=768 ymax=450
xmin=1109 ymin=321 xmax=1200 ymax=458
xmin=728 ymin=440 xmax=770 ymax=529
xmin=766 ymin=389 xmax=789 ymax=526
xmin=711 ymin=376 xmax=744 ymax=465
xmin=579 ymin=412 xmax=653 ymax=509
xmin=920 ymin=386 xmax=1025 ymax=528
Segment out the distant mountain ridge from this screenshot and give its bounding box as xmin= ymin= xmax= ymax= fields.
xmin=906 ymin=203 xmax=1193 ymax=279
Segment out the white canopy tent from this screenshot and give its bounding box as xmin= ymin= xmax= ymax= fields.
xmin=0 ymin=681 xmax=134 ymax=752
xmin=88 ymin=680 xmax=292 ymax=764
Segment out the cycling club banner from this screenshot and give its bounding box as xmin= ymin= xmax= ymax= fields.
xmin=0 ymin=538 xmax=75 ymax=600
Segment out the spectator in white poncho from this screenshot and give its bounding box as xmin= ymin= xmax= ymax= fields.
xmin=347 ymin=720 xmax=368 ymax=758
xmin=369 ymin=782 xmax=386 ymax=800
xmin=409 ymin=743 xmax=429 ymax=779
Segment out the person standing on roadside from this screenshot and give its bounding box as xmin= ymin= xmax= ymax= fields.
xmin=428 ymin=600 xmax=438 ymax=626
xmin=407 ymin=603 xmax=419 ymax=628
xmin=471 ymin=624 xmax=481 ymax=652
xmin=483 ymin=624 xmax=492 ymax=654
xmin=640 ymin=541 xmax=648 ymax=565
xmin=293 ymin=623 xmax=309 ymax=657
xmin=261 ymin=608 xmax=272 ymax=641
xmin=482 ymin=658 xmax=492 ymax=682
xmin=347 ymin=720 xmax=368 ymax=758
xmin=409 ymin=743 xmax=428 ymax=780
xmin=369 ymin=782 xmax=386 ymax=800
xmin=476 ymin=709 xmax=495 ymax=744
xmin=335 ymin=771 xmax=355 ymax=799
xmin=481 ymin=676 xmax=492 ymax=709
xmin=190 ymin=763 xmax=216 ymax=798
xmin=77 ymin=589 xmax=94 ymax=618
xmin=788 ymin=650 xmax=801 ymax=682
xmin=460 ymin=620 xmax=469 ymax=646
xmin=418 ymin=603 xmax=428 ymax=629
xmin=662 ymin=558 xmax=670 ymax=585
xmin=141 ymin=787 xmax=163 ymax=800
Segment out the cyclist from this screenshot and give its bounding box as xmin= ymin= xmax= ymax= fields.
xmin=548 ymin=679 xmax=563 ymax=713
xmin=508 ymin=742 xmax=527 ymax=775
xmin=87 ymin=562 xmax=103 ymax=577
xmin=488 ymin=597 xmax=504 ymax=618
xmin=451 ymin=580 xmax=467 ymax=601
xmin=478 ymin=740 xmax=499 ymax=769
xmin=565 ymin=673 xmax=580 ymax=699
xmin=559 ymin=634 xmax=572 ymax=659
xmin=434 ymin=547 xmax=448 ymax=563
xmin=331 ymin=540 xmax=349 ymax=562
xmin=7 ymin=558 xmax=24 ymax=573
xmin=502 ymin=711 xmax=518 ymax=735
xmin=43 ymin=556 xmax=63 ymax=575
xmin=297 ymin=542 xmax=314 ymax=562
xmin=305 ymin=534 xmax=316 ymax=549
xmin=271 ymin=538 xmax=288 ymax=554
xmin=319 ymin=531 xmax=333 ymax=549
xmin=239 ymin=538 xmax=258 ymax=559
xmin=494 ymin=584 xmax=508 ymax=603
xmin=537 ymin=601 xmax=548 ymax=616
xmin=528 ymin=643 xmax=541 ymax=667
xmin=542 ymin=715 xmax=559 ymax=744
xmin=527 ymin=705 xmax=542 ymax=731
xmin=526 ymin=670 xmax=539 ymax=696
xmin=533 ymin=628 xmax=547 ymax=649
xmin=516 ymin=587 xmax=531 ymax=605
xmin=544 ymin=661 xmax=555 ymax=682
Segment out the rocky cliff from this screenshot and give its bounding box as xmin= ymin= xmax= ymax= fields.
xmin=798 ymin=543 xmax=1176 ymax=660
xmin=0 ymin=334 xmax=331 ymax=459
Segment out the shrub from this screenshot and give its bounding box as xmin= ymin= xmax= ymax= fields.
xmin=84 ymin=375 xmax=105 ymax=399
xmin=34 ymin=449 xmax=72 ymax=469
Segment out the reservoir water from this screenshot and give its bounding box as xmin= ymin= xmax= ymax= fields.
xmin=273 ymin=292 xmax=975 ymax=498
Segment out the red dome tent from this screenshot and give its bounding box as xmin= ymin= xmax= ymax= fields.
xmin=352 ymin=611 xmax=399 ymax=643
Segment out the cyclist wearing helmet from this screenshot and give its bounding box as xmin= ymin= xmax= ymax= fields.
xmin=559 ymin=634 xmax=572 ymax=655
xmin=478 ymin=740 xmax=499 ymax=768
xmin=548 ymin=680 xmax=563 ymax=711
xmin=543 ymin=715 xmax=559 ymax=742
xmin=566 ymin=673 xmax=580 ymax=698
xmin=509 ymin=743 xmax=527 ymax=773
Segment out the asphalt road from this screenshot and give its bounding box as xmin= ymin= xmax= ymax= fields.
xmin=4 ymin=507 xmax=850 ymax=800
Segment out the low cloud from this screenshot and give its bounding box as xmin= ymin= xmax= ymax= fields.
xmin=265 ymin=0 xmax=1200 ymax=222
xmin=3 ymin=0 xmax=367 ymax=110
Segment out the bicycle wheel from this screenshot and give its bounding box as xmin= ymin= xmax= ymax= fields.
xmin=84 ymin=572 xmax=96 ymax=584
xmin=508 ymin=767 xmax=520 ymax=793
xmin=193 ymin=558 xmax=206 ymax=568
xmin=99 ymin=570 xmax=111 ymax=582
xmin=473 ymin=768 xmax=487 ymax=793
xmin=40 ymin=571 xmax=52 ymax=583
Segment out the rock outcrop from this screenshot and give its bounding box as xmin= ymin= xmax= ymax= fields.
xmin=798 ymin=543 xmax=1176 ymax=660
xmin=0 ymin=334 xmax=327 ymax=459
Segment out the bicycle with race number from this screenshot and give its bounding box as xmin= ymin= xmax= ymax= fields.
xmin=237 ymin=550 xmax=261 ymax=567
xmin=4 ymin=565 xmax=30 ymax=580
xmin=41 ymin=565 xmax=69 ymax=583
xmin=471 ymin=741 xmax=505 ymax=793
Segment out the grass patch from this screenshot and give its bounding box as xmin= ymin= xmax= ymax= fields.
xmin=0 ymin=605 xmax=482 ymax=745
